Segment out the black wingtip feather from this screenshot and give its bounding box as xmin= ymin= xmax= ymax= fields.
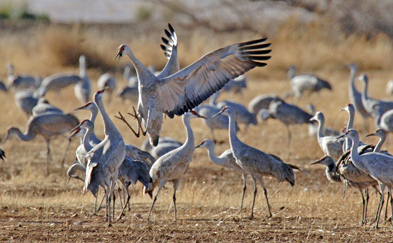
xmin=238 ymin=38 xmax=268 ymax=47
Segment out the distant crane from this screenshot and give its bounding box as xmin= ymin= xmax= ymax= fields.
xmin=221 ymin=74 xmax=247 ymax=94
xmin=258 ymin=99 xmax=313 ymax=148
xmin=347 ymin=63 xmax=369 ymax=130
xmin=74 ymin=55 xmax=91 ymax=104
xmin=115 ymin=27 xmax=271 ymax=146
xmin=306 ymin=104 xmax=339 ymax=137
xmin=32 ymin=97 xmax=63 ymax=116
xmin=14 ymin=90 xmax=40 ymax=117
xmin=195 ymin=139 xmax=248 ymax=209
xmin=337 ymin=129 xmax=393 ymax=229
xmin=248 ymin=94 xmax=284 ymax=115
xmin=2 ymin=112 xmax=79 ymax=174
xmin=287 ymin=65 xmax=332 ymax=102
xmin=146 ymin=110 xmax=206 ymax=221
xmin=97 ymin=73 xmax=116 ymax=104
xmin=210 ymin=91 xmax=257 ymax=130
xmin=213 ymin=106 xmax=298 ymax=219
xmin=6 ymin=63 xmax=40 ymax=91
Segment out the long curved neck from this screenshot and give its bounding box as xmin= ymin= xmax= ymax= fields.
xmin=124 ymin=47 xmax=155 ymax=86
xmin=79 ymin=58 xmax=87 ymax=78
xmin=182 ymin=117 xmax=195 ymax=150
xmin=374 ymin=134 xmax=386 ymax=152
xmin=11 ymin=128 xmax=35 ymax=141
xmin=349 ymin=66 xmax=357 ymax=94
xmin=82 ymin=127 xmax=94 ymax=152
xmin=95 ymin=95 xmax=119 ymax=137
xmin=205 ymin=145 xmax=226 ymax=166
xmin=348 ymin=135 xmax=367 ymax=172
xmin=361 ymin=79 xmax=369 ymax=104
xmin=124 ymin=65 xmax=131 ymax=81
xmin=209 ymin=92 xmax=219 ymax=106
xmin=228 ymin=113 xmax=241 ymax=149
xmin=316 ymin=118 xmax=325 ymax=141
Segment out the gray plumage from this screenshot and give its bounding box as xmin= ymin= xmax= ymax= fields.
xmin=195 ymin=139 xmax=248 ymax=209
xmin=141 ymin=136 xmax=182 ymax=155
xmin=307 ymin=104 xmax=339 ymax=137
xmin=32 ymin=97 xmax=63 ymax=116
xmin=211 ymin=91 xmax=257 ymax=129
xmin=7 ymin=63 xmax=40 ymax=91
xmin=2 ymin=112 xmax=79 ymax=174
xmin=221 ymin=74 xmax=247 ymax=94
xmin=74 ymin=55 xmax=91 ymax=104
xmin=214 ymin=106 xmax=297 ymax=219
xmin=311 ymin=155 xmax=378 ymax=225
xmin=338 ymin=129 xmax=393 ymax=229
xmin=115 ymin=28 xmax=271 ymax=146
xmin=372 ymin=105 xmax=393 ymax=133
xmin=358 ymin=74 xmax=393 ymax=117
xmin=14 ymin=90 xmax=40 ymax=117
xmin=146 ymin=111 xmax=206 ymax=221
xmin=347 ymin=63 xmax=370 ymax=129
xmin=83 ymin=87 xmax=126 ymax=226
xmin=194 ymin=105 xmax=239 ymax=142
xmin=386 ymin=80 xmax=393 ymax=96
xmin=258 ymin=99 xmax=313 ymax=147
xmin=117 ymin=85 xmax=138 ymax=102
xmin=287 ymin=65 xmax=332 ymax=101
xmin=97 ymin=73 xmax=116 ymax=104
xmin=248 ymin=94 xmax=284 ymax=115
xmin=310 ymin=111 xmax=344 ymax=161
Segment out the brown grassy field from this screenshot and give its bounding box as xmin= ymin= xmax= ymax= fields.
xmin=0 ymin=19 xmax=393 ymax=242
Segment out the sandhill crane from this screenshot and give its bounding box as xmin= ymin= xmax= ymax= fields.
xmin=32 ymin=97 xmax=63 ymax=116
xmin=340 ymin=103 xmax=367 ymax=152
xmin=213 ymin=106 xmax=298 ymax=219
xmin=210 ymin=91 xmax=257 ymax=130
xmin=248 ymin=94 xmax=284 ymax=115
xmin=366 ymin=129 xmax=389 ymax=154
xmin=337 ymin=129 xmax=393 ymax=229
xmin=310 ymin=111 xmax=344 ymax=161
xmin=372 ymin=105 xmax=393 ymax=133
xmin=347 ymin=63 xmax=370 ymax=130
xmin=146 ymin=110 xmax=206 ymax=221
xmin=74 ymin=55 xmax=91 ymax=104
xmin=306 ymin=104 xmax=339 ymax=137
xmin=258 ymin=99 xmax=313 ymax=148
xmin=195 ymin=139 xmax=248 ymax=209
xmin=117 ymin=86 xmax=138 ymax=102
xmin=221 ymin=74 xmax=247 ymax=94
xmin=115 ymin=28 xmax=271 ymax=146
xmin=14 ymin=90 xmax=40 ymax=117
xmin=83 ymin=87 xmax=125 ymax=226
xmin=194 ymin=105 xmax=239 ymax=142
xmin=67 ymin=160 xmax=85 ymax=182
xmin=37 ymin=57 xmax=85 ymax=96
xmin=2 ymin=112 xmax=79 ymax=174
xmin=97 ymin=73 xmax=116 ymax=104
xmin=287 ymin=65 xmax=332 ymax=102
xmin=6 ymin=63 xmax=40 ymax=91
xmin=359 ymin=74 xmax=393 ymax=117
xmin=311 ymin=155 xmax=379 ymax=225
xmin=73 ymin=102 xmax=101 ymax=145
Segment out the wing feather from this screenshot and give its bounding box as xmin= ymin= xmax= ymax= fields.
xmin=156 ymin=38 xmax=271 ymax=117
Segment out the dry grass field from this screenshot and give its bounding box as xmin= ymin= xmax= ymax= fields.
xmin=0 ymin=16 xmax=393 ymax=241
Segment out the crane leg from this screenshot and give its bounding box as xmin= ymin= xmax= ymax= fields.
xmin=60 ymin=139 xmax=72 ymax=168
xmin=373 ymin=184 xmax=385 ymax=229
xmin=45 ymin=139 xmax=51 ymax=176
xmin=97 ymin=189 xmax=106 ymax=214
xmin=147 ymin=182 xmax=165 ymax=221
xmin=359 ymin=188 xmax=366 ymax=225
xmin=240 ymin=174 xmax=247 ymax=211
xmin=257 ymin=176 xmax=272 ymax=218
xmin=173 ymin=179 xmax=181 ymax=221
xmin=249 ymin=177 xmax=257 ymax=220
xmin=115 ymin=185 xmax=131 ymax=222
xmin=384 ymin=191 xmax=391 ymax=220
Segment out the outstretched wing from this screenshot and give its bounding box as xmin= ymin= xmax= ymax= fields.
xmin=157 ymin=23 xmax=179 ymax=78
xmin=156 ymin=38 xmax=271 ymax=118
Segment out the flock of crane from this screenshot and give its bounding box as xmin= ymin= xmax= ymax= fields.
xmin=1 ymin=24 xmax=393 ymax=229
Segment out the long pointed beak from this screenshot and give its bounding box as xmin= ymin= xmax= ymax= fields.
xmin=310 ymin=156 xmax=327 ymax=165
xmin=73 ymin=105 xmax=86 ymax=111
xmin=366 ymin=132 xmax=376 ymax=138
xmin=113 ymin=51 xmax=122 ymax=61
xmin=340 ymin=107 xmax=346 ymax=111
xmin=309 ymin=117 xmax=316 ymax=122
xmin=67 ymin=128 xmax=81 ymax=140
xmin=69 ymin=124 xmax=82 ymax=134
xmin=195 ymin=141 xmax=204 ymax=148
xmin=212 ymin=110 xmax=224 ymax=118
xmin=190 ymin=110 xmax=206 ymax=119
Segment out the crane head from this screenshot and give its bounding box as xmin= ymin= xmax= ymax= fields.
xmin=114 ymin=44 xmax=126 ymax=61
